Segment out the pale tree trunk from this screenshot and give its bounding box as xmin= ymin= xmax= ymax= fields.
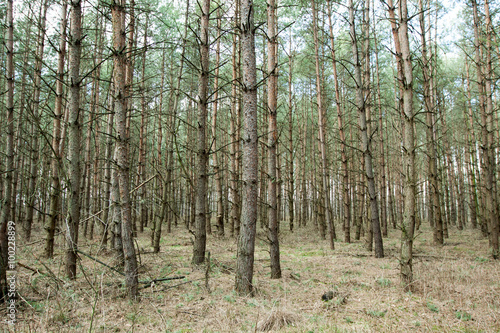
xmin=212 ymin=9 xmax=225 ymax=237
xmin=311 ymin=0 xmax=334 ymax=250
xmin=267 ymin=0 xmax=281 ymax=279
xmin=235 ymin=0 xmax=258 ymax=295
xmin=287 ymin=38 xmax=294 ymax=232
xmin=90 ymin=17 xmax=104 ymax=241
xmin=464 ymin=59 xmax=479 ymax=230
xmin=349 ymin=0 xmax=383 ymax=258
xmin=46 ymin=1 xmax=67 ymax=258
xmin=124 ymin=0 xmax=135 ymax=137
xmin=137 ymin=17 xmax=149 ymax=234
xmin=111 ymin=0 xmax=139 ymax=298
xmin=418 ymin=0 xmax=443 ymax=245
xmin=398 ymin=0 xmax=417 ymax=289
xmin=25 ymin=0 xmax=49 ymax=241
xmin=0 ymin=0 xmax=15 ymax=301
xmin=66 ymin=0 xmax=83 ymax=280
xmin=327 ymin=0 xmax=350 ymax=243
xmin=101 ymin=97 xmax=115 ymax=249
xmin=230 ymin=0 xmax=241 ymax=237
xmin=471 ymin=0 xmax=490 ymax=237
xmin=373 ymin=21 xmax=387 ymax=237
xmin=192 ymin=0 xmax=210 ymax=265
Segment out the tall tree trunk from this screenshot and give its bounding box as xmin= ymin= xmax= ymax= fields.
xmin=192 ymin=0 xmax=210 ymax=265
xmin=287 ymin=38 xmax=294 ymax=232
xmin=482 ymin=0 xmax=499 ymax=258
xmin=398 ymin=0 xmax=417 ymax=289
xmin=66 ymin=0 xmax=83 ymax=280
xmin=464 ymin=59 xmax=479 ymax=230
xmin=212 ymin=8 xmax=225 ymax=237
xmin=373 ymin=21 xmax=387 ymax=237
xmin=235 ymin=0 xmax=258 ymax=295
xmin=46 ymin=1 xmax=67 ymax=258
xmin=311 ymin=0 xmax=334 ymax=249
xmin=137 ymin=16 xmax=149 ymax=234
xmin=230 ymin=0 xmax=241 ymax=237
xmin=101 ymin=97 xmax=115 ymax=249
xmin=267 ymin=0 xmax=281 ymax=279
xmin=418 ymin=0 xmax=443 ymax=245
xmin=0 ymin=0 xmax=15 ymax=302
xmin=327 ymin=0 xmax=350 ymax=243
xmin=349 ymin=0 xmax=383 ymax=257
xmin=25 ymin=0 xmax=49 ymax=241
xmin=111 ymin=0 xmax=139 ymax=298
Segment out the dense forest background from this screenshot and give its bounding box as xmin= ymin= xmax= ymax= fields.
xmin=0 ymin=0 xmax=499 ymax=328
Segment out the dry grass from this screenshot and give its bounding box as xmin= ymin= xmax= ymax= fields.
xmin=6 ymin=221 xmax=500 ymax=332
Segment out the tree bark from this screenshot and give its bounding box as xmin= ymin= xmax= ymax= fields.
xmin=311 ymin=0 xmax=334 ymax=249
xmin=398 ymin=0 xmax=417 ymax=289
xmin=327 ymin=0 xmax=350 ymax=243
xmin=66 ymin=0 xmax=83 ymax=280
xmin=0 ymin=0 xmax=15 ymax=301
xmin=192 ymin=0 xmax=211 ymax=265
xmin=46 ymin=1 xmax=67 ymax=258
xmin=267 ymin=0 xmax=281 ymax=279
xmin=349 ymin=0 xmax=383 ymax=257
xmin=25 ymin=0 xmax=49 ymax=241
xmin=111 ymin=0 xmax=139 ymax=298
xmin=235 ymin=0 xmax=258 ymax=295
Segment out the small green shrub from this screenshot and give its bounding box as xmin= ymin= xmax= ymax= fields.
xmin=426 ymin=301 xmax=439 ymax=313
xmin=377 ymin=278 xmax=391 ymax=287
xmin=366 ymin=309 xmax=386 ymax=317
xmin=455 ymin=310 xmax=472 ymax=321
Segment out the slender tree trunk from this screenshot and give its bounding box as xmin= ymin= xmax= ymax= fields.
xmin=192 ymin=0 xmax=210 ymax=265
xmin=398 ymin=0 xmax=417 ymax=289
xmin=111 ymin=0 xmax=139 ymax=298
xmin=418 ymin=0 xmax=443 ymax=245
xmin=482 ymin=0 xmax=499 ymax=258
xmin=349 ymin=0 xmax=383 ymax=257
xmin=25 ymin=0 xmax=49 ymax=241
xmin=373 ymin=23 xmax=387 ymax=237
xmin=235 ymin=0 xmax=258 ymax=295
xmin=287 ymin=38 xmax=294 ymax=233
xmin=101 ymin=98 xmax=115 ymax=249
xmin=267 ymin=0 xmax=281 ymax=279
xmin=230 ymin=0 xmax=241 ymax=237
xmin=212 ymin=9 xmax=225 ymax=237
xmin=327 ymin=0 xmax=350 ymax=243
xmin=0 ymin=0 xmax=15 ymax=301
xmin=464 ymin=59 xmax=479 ymax=230
xmin=311 ymin=0 xmax=334 ymax=249
xmin=137 ymin=17 xmax=149 ymax=234
xmin=66 ymin=0 xmax=83 ymax=280
xmin=46 ymin=1 xmax=67 ymax=258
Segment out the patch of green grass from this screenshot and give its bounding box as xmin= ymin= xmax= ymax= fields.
xmin=344 ymin=316 xmax=354 ymax=323
xmin=223 ymin=294 xmax=235 ymax=303
xmin=455 ymin=310 xmax=472 ymax=321
xmin=376 ymin=278 xmax=391 ymax=287
xmin=475 ymin=256 xmax=490 ymax=263
xmin=27 ymin=300 xmax=44 ymax=312
xmin=426 ymin=301 xmax=439 ymax=313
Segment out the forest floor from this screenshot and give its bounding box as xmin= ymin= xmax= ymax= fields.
xmin=6 ymin=220 xmax=500 ymax=332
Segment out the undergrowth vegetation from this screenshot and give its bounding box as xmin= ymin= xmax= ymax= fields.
xmin=8 ymin=222 xmax=500 ymax=332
